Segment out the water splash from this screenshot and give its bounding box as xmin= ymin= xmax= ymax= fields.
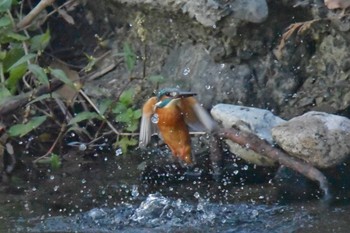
xmin=151 ymin=114 xmax=159 ymax=124
xmin=183 ymin=67 xmax=191 ymax=76
xmin=17 ymin=193 xmax=312 ymax=233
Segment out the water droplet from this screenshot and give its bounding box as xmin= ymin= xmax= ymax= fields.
xmin=176 ymin=199 xmax=182 ymax=207
xmin=79 ymin=144 xmax=87 ymax=151
xmin=151 ymin=113 xmax=159 ymax=124
xmin=183 ymin=67 xmax=191 ymax=76
xmin=131 ymin=185 xmax=139 ymax=197
xmin=115 ymin=148 xmax=123 ymax=156
xmin=251 ymin=209 xmax=259 ymax=218
xmin=194 ymin=192 xmax=200 ymax=199
xmin=53 ymin=186 xmax=59 ymax=191
xmin=81 ymin=179 xmax=87 ymax=184
xmin=205 ymin=85 xmax=212 ymax=90
xmin=167 ymin=209 xmax=173 ymax=218
xmin=50 ymin=175 xmax=55 ymax=180
xmin=197 ymin=202 xmax=204 ymax=211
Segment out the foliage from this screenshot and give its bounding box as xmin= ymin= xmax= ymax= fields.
xmin=0 ymin=1 xmax=74 ymax=170
xmin=114 ymin=136 xmax=138 ymax=154
xmin=123 ymin=42 xmax=136 ymax=72
xmin=0 ymin=0 xmax=54 ymax=137
xmin=113 ymin=88 xmax=142 ymax=153
xmin=8 ymin=116 xmax=47 ymax=137
xmin=0 ymin=1 xmax=145 ymax=174
xmin=113 ymin=88 xmax=142 ymax=131
xmin=35 ymin=153 xmax=62 ymax=170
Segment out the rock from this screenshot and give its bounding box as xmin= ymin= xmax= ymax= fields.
xmin=279 ymin=24 xmax=350 ymax=118
xmin=211 ymin=104 xmax=286 ymax=166
xmin=324 ymin=0 xmax=350 ymax=10
xmin=272 ymin=111 xmax=350 ymax=168
xmin=87 ymin=0 xmax=350 ymax=120
xmin=161 ymin=43 xmax=253 ymax=109
xmin=227 ymin=0 xmax=268 ymax=23
xmin=116 ymin=0 xmax=268 ymax=27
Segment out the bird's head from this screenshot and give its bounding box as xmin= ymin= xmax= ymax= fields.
xmin=155 ymin=88 xmax=197 ymax=108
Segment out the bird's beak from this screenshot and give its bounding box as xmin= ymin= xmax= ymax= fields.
xmin=176 ymin=91 xmax=197 ymax=99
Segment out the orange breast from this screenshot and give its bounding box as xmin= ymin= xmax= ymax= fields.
xmin=156 ymin=106 xmax=192 ymax=164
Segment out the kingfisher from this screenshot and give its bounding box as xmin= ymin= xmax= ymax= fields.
xmin=139 ymin=88 xmax=218 ymax=164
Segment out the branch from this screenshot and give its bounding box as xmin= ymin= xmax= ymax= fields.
xmin=16 ymin=0 xmax=56 ymax=30
xmin=217 ymin=127 xmax=331 ymax=201
xmin=0 ymin=78 xmax=63 ymax=116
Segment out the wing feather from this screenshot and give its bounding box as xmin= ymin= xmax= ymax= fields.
xmin=139 ymin=97 xmax=158 ymax=148
xmin=179 ymin=97 xmax=218 ymax=133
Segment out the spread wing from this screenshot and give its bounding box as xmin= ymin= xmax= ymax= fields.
xmin=139 ymin=97 xmax=158 ymax=148
xmin=178 ymin=97 xmax=218 ymax=133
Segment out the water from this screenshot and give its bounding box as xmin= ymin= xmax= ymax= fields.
xmin=2 ymin=151 xmax=350 ymax=233
xmin=14 ymin=193 xmax=311 ymax=233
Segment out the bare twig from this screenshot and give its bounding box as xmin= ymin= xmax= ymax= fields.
xmin=86 ymin=63 xmax=117 ymax=81
xmin=217 ymin=127 xmax=331 ymax=201
xmin=79 ymin=89 xmax=139 ymax=136
xmin=45 ymin=0 xmax=78 ymax=22
xmin=33 ymin=123 xmax=66 ymax=163
xmin=16 ymin=0 xmax=56 ymax=30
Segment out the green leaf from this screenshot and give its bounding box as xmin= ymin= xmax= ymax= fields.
xmin=0 ymin=15 xmax=11 ymax=28
xmin=0 ymin=50 xmax=6 ymax=60
xmin=112 ymin=102 xmax=127 ymax=114
xmin=0 ymin=85 xmax=11 ymax=99
xmin=116 ymin=108 xmax=141 ymax=132
xmin=35 ymin=153 xmax=62 ymax=170
xmin=6 ymin=32 xmax=28 ymax=41
xmin=119 ymin=88 xmax=134 ymax=106
xmin=6 ymin=63 xmax=26 ymax=93
xmin=7 ymin=53 xmax=36 ymax=71
xmin=50 ymin=153 xmax=61 ymax=170
xmin=2 ymin=47 xmax=24 ymax=71
xmin=0 ymin=0 xmax=12 ymax=12
xmin=123 ymin=42 xmax=136 ymax=72
xmin=49 ymin=68 xmax=75 ymax=89
xmin=0 ymin=62 xmax=3 ymax=80
xmin=28 ymin=64 xmax=49 ymax=86
xmin=114 ymin=136 xmax=138 ymax=153
xmin=8 ymin=116 xmax=47 ymax=137
xmin=116 ymin=108 xmax=133 ymax=123
xmin=30 ymin=29 xmax=51 ymax=52
xmin=98 ymin=99 xmax=113 ymax=115
xmin=133 ymin=109 xmax=142 ymax=119
xmin=68 ymin=111 xmax=100 ymax=125
xmin=126 ymin=123 xmax=138 ymax=132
